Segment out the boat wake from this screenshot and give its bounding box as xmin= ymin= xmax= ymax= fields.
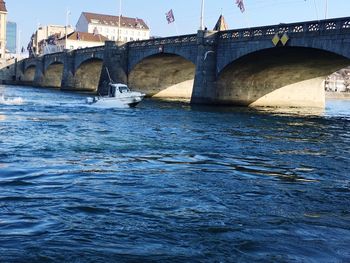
xmin=0 ymin=95 xmax=24 ymax=105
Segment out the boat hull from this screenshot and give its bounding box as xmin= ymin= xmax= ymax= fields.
xmin=86 ymin=94 xmax=145 ymax=108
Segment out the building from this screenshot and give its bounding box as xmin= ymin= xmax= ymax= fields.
xmin=76 ymin=12 xmax=150 ymax=42
xmin=325 ymin=68 xmax=350 ymax=93
xmin=36 ymin=31 xmax=107 ymax=55
xmin=6 ymin=21 xmax=16 ymax=54
xmin=57 ymin=31 xmax=108 ymax=51
xmin=0 ymin=0 xmax=7 ymax=61
xmin=29 ymin=24 xmax=74 ymax=56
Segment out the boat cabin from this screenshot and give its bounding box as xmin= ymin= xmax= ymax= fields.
xmin=108 ymin=83 xmax=130 ymax=97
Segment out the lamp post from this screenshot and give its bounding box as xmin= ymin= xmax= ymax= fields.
xmin=17 ymin=29 xmax=21 ymax=55
xmin=313 ymin=0 xmax=319 ymax=20
xmin=200 ymin=0 xmax=205 ymax=30
xmin=36 ymin=21 xmax=40 ymax=56
xmin=65 ymin=9 xmax=71 ymax=49
xmin=117 ymin=0 xmax=122 ymax=42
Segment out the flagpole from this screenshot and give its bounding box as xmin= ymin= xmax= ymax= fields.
xmin=17 ymin=29 xmax=21 ymax=55
xmin=174 ymin=21 xmax=179 ymax=35
xmin=313 ymin=0 xmax=319 ymax=20
xmin=200 ymin=0 xmax=204 ymax=30
xmin=65 ymin=9 xmax=70 ymax=49
xmin=325 ymin=0 xmax=328 ymax=19
xmin=117 ymin=0 xmax=122 ymax=42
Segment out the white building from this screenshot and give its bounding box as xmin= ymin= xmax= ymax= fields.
xmin=76 ymin=12 xmax=150 ymax=42
xmin=57 ymin=31 xmax=108 ymax=51
xmin=30 ymin=24 xmax=74 ymax=56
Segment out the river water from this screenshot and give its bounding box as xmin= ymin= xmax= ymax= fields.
xmin=0 ymin=85 xmax=349 ymax=262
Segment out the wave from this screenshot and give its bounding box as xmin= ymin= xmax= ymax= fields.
xmin=0 ymin=95 xmax=24 ymax=105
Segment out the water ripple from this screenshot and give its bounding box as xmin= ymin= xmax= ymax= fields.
xmin=0 ymin=86 xmax=349 ymax=261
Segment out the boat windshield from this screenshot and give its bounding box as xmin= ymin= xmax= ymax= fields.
xmin=118 ymin=86 xmax=130 ymax=93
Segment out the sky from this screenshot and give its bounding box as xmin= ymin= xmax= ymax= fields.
xmin=5 ymin=0 xmax=350 ymax=51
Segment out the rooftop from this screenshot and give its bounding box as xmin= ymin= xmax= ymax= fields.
xmin=0 ymin=0 xmax=7 ymax=12
xmin=82 ymin=12 xmax=149 ymax=30
xmin=62 ymin=31 xmax=109 ymax=43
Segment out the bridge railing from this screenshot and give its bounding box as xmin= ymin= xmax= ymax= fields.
xmin=129 ymin=34 xmax=197 ymax=48
xmin=74 ymin=46 xmax=105 ymax=55
xmin=219 ymin=17 xmax=350 ymax=40
xmin=29 ymin=46 xmax=106 ymax=62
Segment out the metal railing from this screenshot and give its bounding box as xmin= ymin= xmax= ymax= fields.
xmin=129 ymin=34 xmax=197 ymax=48
xmin=219 ymin=17 xmax=350 ymax=40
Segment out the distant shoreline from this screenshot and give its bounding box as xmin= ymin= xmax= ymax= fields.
xmin=326 ymin=92 xmax=350 ymax=100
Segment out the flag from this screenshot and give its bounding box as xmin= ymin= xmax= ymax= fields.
xmin=165 ymin=9 xmax=175 ymax=24
xmin=236 ymin=0 xmax=245 ymax=13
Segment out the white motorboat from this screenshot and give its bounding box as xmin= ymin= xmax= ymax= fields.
xmin=86 ymin=82 xmax=145 ymax=108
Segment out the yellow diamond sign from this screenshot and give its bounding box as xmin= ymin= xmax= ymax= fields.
xmin=272 ymin=34 xmax=280 ymax=46
xmin=281 ymin=33 xmax=289 ymax=46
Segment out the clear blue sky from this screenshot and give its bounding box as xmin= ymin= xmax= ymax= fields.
xmin=6 ymin=0 xmax=350 ymax=49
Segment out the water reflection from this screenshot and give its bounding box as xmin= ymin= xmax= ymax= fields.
xmin=252 ymin=105 xmax=325 ymax=117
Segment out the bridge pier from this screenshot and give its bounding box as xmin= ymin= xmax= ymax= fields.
xmin=61 ymin=52 xmax=76 ymax=90
xmin=33 ymin=58 xmax=44 ymax=87
xmin=98 ymin=41 xmax=128 ymax=96
xmin=191 ymin=30 xmax=218 ymax=104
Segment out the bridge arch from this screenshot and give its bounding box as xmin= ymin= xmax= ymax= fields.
xmin=23 ymin=65 xmax=36 ymax=82
xmin=128 ymin=52 xmax=196 ymax=99
xmin=42 ymin=62 xmax=64 ymax=88
xmin=217 ymin=40 xmax=350 ymax=75
xmin=74 ymin=58 xmax=103 ymax=92
xmin=43 ymin=55 xmax=65 ymax=72
xmin=128 ymin=47 xmax=197 ymax=73
xmin=216 ymin=47 xmax=350 ymax=107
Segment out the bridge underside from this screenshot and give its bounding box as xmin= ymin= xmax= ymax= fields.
xmin=74 ymin=59 xmax=103 ymax=92
xmin=128 ymin=54 xmax=195 ymax=99
xmin=42 ymin=63 xmax=63 ymax=88
xmin=217 ymin=47 xmax=350 ymax=108
xmin=23 ymin=66 xmax=36 ymax=82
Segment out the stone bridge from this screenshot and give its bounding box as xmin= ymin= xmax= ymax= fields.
xmin=14 ymin=17 xmax=350 ymax=107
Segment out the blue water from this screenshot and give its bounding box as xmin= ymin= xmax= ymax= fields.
xmin=0 ymin=85 xmax=349 ymax=262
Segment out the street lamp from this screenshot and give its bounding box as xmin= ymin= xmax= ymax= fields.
xmin=65 ymin=9 xmax=71 ymax=49
xmin=36 ymin=21 xmax=40 ymax=56
xmin=200 ymin=0 xmax=205 ymax=30
xmin=17 ymin=29 xmax=21 ymax=55
xmin=117 ymin=0 xmax=122 ymax=42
